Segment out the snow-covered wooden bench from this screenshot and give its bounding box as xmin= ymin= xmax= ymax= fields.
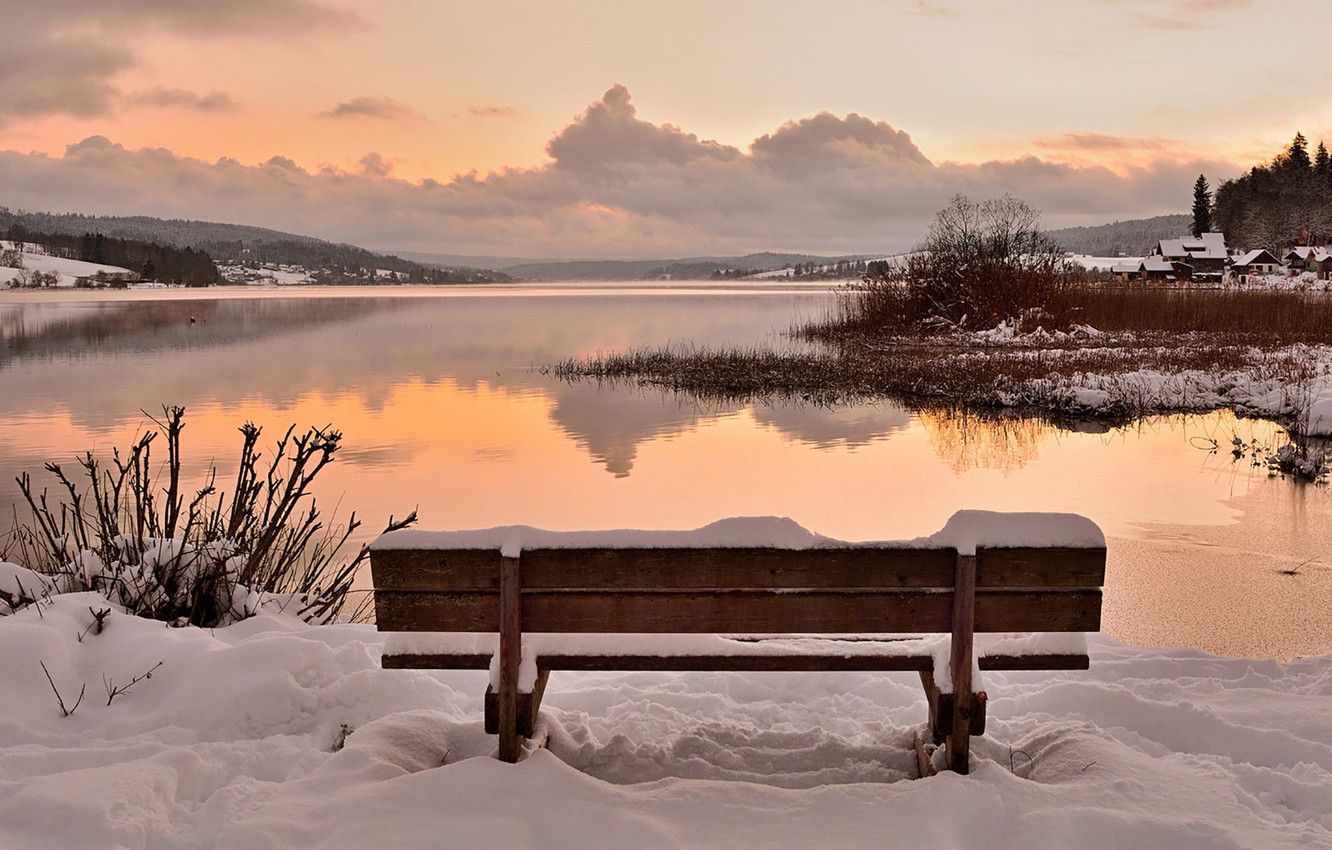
xmin=371 ymin=512 xmax=1105 ymax=774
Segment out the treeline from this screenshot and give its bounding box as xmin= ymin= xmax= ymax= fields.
xmin=3 ymin=223 xmax=220 ymax=285
xmin=711 ymin=259 xmax=873 ymax=280
xmin=302 ymin=264 xmax=511 ymax=284
xmin=1214 ymin=133 xmax=1332 ymax=248
xmin=1047 ymin=214 xmax=1191 ymax=256
xmin=205 ymin=238 xmax=510 ymax=282
xmin=0 ymin=209 xmax=511 ymax=283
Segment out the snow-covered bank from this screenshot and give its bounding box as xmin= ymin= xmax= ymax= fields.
xmin=994 ymin=343 xmax=1332 ymax=436
xmin=1 ymin=593 xmax=1328 ymax=848
xmin=0 ymin=241 xmax=136 ymax=288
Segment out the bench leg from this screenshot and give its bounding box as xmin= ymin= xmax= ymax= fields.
xmin=946 ymin=553 xmax=977 ymax=775
xmin=919 ymin=669 xmax=946 ymax=745
xmin=920 ymin=669 xmax=987 ymax=745
xmin=527 ymin=669 xmax=550 ymax=733
xmin=498 ymin=555 xmax=522 ymax=763
xmin=485 ymin=670 xmax=551 ymax=737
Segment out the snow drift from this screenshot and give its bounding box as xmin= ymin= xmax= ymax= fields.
xmin=1 ymin=592 xmax=1328 ymax=848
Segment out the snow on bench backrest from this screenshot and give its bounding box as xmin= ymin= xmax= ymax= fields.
xmin=370 ymin=512 xmax=1106 ymax=635
xmin=372 ymin=512 xmax=1105 ymax=558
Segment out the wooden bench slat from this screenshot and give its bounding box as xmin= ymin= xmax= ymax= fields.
xmin=976 ymin=547 xmax=1106 ymax=588
xmin=383 ymin=652 xmax=492 ymax=669
xmin=373 ymin=588 xmax=1101 ymax=634
xmin=370 ymin=546 xmax=1105 ymax=592
xmin=374 ymin=590 xmax=498 ymax=631
xmin=371 ymin=549 xmax=503 ymax=591
xmin=518 ymin=547 xmax=958 ymax=589
xmin=379 ymin=651 xmax=1091 ymax=673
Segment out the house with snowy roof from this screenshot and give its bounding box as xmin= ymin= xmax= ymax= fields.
xmin=1231 ymin=249 xmax=1283 ymax=275
xmin=1151 ymin=232 xmax=1228 ymax=279
xmin=1109 ymin=255 xmax=1190 ymax=281
xmin=1283 ymin=246 xmax=1332 ymax=276
xmin=1310 ymin=249 xmax=1332 ymax=280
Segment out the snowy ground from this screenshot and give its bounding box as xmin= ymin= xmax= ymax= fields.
xmin=218 ymin=262 xmax=316 ymax=286
xmin=1066 ymin=255 xmax=1129 ymax=272
xmin=0 ymin=242 xmax=135 ymax=288
xmin=1 ymin=592 xmax=1328 ymax=849
xmin=951 ymin=321 xmax=1332 ymax=437
xmin=1227 ymin=271 xmax=1332 ymax=292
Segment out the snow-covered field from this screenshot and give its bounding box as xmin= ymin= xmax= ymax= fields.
xmin=0 ymin=242 xmax=136 ymax=288
xmin=1 ymin=591 xmax=1328 ymax=849
xmin=218 ymin=261 xmax=316 ymax=286
xmin=1066 ymin=255 xmax=1129 ymax=272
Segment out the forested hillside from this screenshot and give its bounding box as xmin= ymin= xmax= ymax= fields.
xmin=1 ymin=224 xmax=220 ymax=285
xmin=1214 ymin=133 xmax=1332 ymax=248
xmin=0 ymin=209 xmax=509 ymax=282
xmin=1047 ymin=214 xmax=1190 ymax=256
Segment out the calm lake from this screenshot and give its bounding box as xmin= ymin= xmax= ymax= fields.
xmin=1 ymin=284 xmax=1328 ymax=659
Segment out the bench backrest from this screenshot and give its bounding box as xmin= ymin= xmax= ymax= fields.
xmin=371 ymin=545 xmax=1105 ymax=633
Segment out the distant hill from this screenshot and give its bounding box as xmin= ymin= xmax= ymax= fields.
xmin=400 ymin=251 xmax=541 ymax=270
xmin=0 ymin=209 xmax=510 ymax=283
xmin=503 ymin=252 xmax=881 ymax=281
xmin=1048 ymin=214 xmax=1191 ymax=257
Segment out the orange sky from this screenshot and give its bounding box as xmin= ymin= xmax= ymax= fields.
xmin=9 ymin=0 xmax=1329 ymax=178
xmin=3 ymin=0 xmax=1330 ymax=255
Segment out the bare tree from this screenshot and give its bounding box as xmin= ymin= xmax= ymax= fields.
xmin=848 ymin=195 xmax=1073 ymax=334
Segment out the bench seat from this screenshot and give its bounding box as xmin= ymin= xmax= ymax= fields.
xmin=381 ymin=632 xmax=1090 ymax=679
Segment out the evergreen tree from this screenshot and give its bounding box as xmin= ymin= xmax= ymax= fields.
xmin=1191 ymin=174 xmax=1212 ymax=238
xmin=1285 ymin=133 xmax=1311 ymax=171
xmin=1214 ymin=134 xmax=1332 ymax=248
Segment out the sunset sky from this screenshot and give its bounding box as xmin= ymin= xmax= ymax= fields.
xmin=3 ymin=0 xmax=1331 ymax=258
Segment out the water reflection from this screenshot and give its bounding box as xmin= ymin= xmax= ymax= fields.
xmin=753 ymin=402 xmax=911 ymax=450
xmin=0 ymin=286 xmax=1328 ymax=659
xmin=917 ymin=409 xmax=1056 ymax=472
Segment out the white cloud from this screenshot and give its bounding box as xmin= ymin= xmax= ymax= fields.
xmin=0 ymin=0 xmax=355 ymax=122
xmin=0 ymin=86 xmax=1237 ymax=257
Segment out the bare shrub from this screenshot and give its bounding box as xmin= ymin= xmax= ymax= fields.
xmin=5 ymin=406 xmax=416 ymax=627
xmin=821 ymin=195 xmax=1075 ymax=336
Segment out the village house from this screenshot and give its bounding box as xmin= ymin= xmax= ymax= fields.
xmin=1311 ymin=249 xmax=1332 ymax=280
xmin=1110 ymin=260 xmax=1142 ymax=281
xmin=1152 ymin=232 xmax=1228 ymax=279
xmin=1283 ymin=246 xmax=1317 ymax=267
xmin=1110 ymin=256 xmax=1190 ymax=282
xmin=1282 ymin=246 xmax=1332 ymax=277
xmin=74 ymin=270 xmax=140 ymax=288
xmin=1231 ymin=249 xmax=1283 ymax=275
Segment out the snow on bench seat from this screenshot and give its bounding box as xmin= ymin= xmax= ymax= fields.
xmin=382 ymin=631 xmax=1090 ymax=693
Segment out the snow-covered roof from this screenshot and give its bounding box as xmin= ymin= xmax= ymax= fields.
xmin=1142 ymin=256 xmax=1176 ymax=272
xmin=1286 ymin=246 xmax=1317 ymax=260
xmin=1234 ymin=249 xmax=1280 ymax=266
xmin=1110 ymin=260 xmax=1143 ymax=274
xmin=1157 ymin=232 xmax=1227 ymax=260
